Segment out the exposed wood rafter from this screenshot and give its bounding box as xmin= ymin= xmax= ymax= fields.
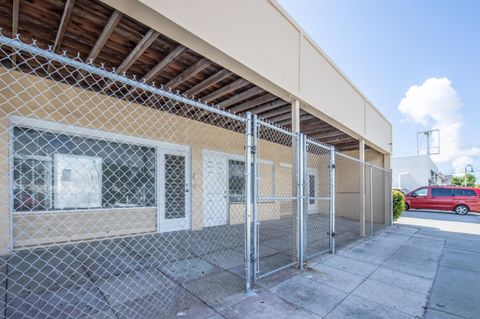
xmin=165 ymin=58 xmax=211 ymax=89
xmin=52 ymin=0 xmax=76 ymax=53
xmin=183 ymin=69 xmax=232 ymax=97
xmin=229 ymin=93 xmax=277 ymax=113
xmin=251 ymin=99 xmax=288 ymax=115
xmin=142 ymin=45 xmax=186 ymax=83
xmin=11 ymin=0 xmax=19 ymax=64
xmin=87 ymin=10 xmax=122 ymax=61
xmin=276 ymin=114 xmax=315 ymax=126
xmin=116 ymin=29 xmax=159 ymax=74
xmin=202 ymin=78 xmax=249 ymax=103
xmin=260 ymin=105 xmax=291 ymax=119
xmin=217 ymin=87 xmax=264 ymax=108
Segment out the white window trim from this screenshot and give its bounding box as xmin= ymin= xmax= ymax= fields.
xmin=9 ymin=115 xmax=190 ymax=215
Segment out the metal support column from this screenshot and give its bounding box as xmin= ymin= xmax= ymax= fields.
xmin=245 ymin=112 xmax=253 ymax=292
xmin=252 ymin=114 xmax=259 ymax=281
xmin=329 ymin=146 xmax=336 ymax=254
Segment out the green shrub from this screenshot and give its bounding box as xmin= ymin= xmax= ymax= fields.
xmin=392 ymin=190 xmax=405 ymax=221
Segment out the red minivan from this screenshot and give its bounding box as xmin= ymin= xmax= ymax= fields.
xmin=405 ymin=186 xmax=480 ymax=215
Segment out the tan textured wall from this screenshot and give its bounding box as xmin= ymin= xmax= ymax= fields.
xmin=0 ymin=68 xmax=303 ymax=253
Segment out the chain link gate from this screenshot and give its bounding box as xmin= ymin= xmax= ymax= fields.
xmin=250 ymin=117 xmax=299 ymax=279
xmin=303 ymin=138 xmax=335 ymax=260
xmin=0 ymin=34 xmax=254 ymax=318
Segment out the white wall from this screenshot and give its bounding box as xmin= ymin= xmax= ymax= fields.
xmin=392 ymin=155 xmax=439 ymax=192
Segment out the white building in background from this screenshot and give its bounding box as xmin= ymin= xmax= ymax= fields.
xmin=392 ymin=155 xmax=447 ymax=192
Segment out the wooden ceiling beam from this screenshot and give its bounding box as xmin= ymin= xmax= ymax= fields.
xmin=309 ymin=130 xmax=345 ymax=140
xmin=52 ymin=0 xmax=76 ymax=53
xmin=260 ymin=105 xmax=291 ymax=119
xmin=276 ymin=114 xmax=315 ymax=126
xmin=218 ymin=86 xmax=264 ymax=108
xmin=320 ymin=134 xmax=354 ymax=144
xmin=11 ymin=0 xmax=19 ymax=64
xmin=202 ymin=78 xmax=249 ymax=103
xmin=165 ymin=58 xmax=211 ymax=89
xmin=251 ymin=99 xmax=289 ymax=115
xmin=87 ymin=10 xmax=122 ymax=61
xmin=301 ymin=123 xmax=331 ymax=133
xmin=142 ymin=44 xmax=186 ymax=83
xmin=269 ymin=111 xmax=308 ymax=123
xmin=116 ymin=29 xmax=159 ymax=74
xmin=302 ymin=125 xmax=336 ymax=135
xmin=337 ymin=143 xmax=360 ymax=151
xmin=301 ymin=120 xmax=328 ymax=129
xmin=229 ymin=93 xmax=277 ymax=113
xmin=183 ymin=69 xmax=232 ymax=97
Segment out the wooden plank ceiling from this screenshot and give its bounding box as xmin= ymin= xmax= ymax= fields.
xmin=0 ymin=0 xmax=358 ymax=150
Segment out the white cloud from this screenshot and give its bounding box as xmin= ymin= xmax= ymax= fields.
xmin=398 ymin=77 xmax=480 ymax=172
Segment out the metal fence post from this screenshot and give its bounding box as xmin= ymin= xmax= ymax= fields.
xmin=329 ymin=146 xmax=336 ymax=254
xmin=296 ymin=133 xmax=305 ymax=270
xmin=252 ymin=114 xmax=259 ymax=281
xmin=245 ymin=112 xmax=253 ymax=292
xmin=370 ymin=165 xmax=374 ymax=235
xmin=389 ymin=169 xmax=393 ymax=226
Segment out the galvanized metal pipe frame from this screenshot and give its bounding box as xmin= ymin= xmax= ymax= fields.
xmin=297 ymin=132 xmax=305 ymax=270
xmin=329 ymin=145 xmax=336 ymax=254
xmin=252 ymin=114 xmax=259 ymax=281
xmin=245 ymin=112 xmax=253 ymax=292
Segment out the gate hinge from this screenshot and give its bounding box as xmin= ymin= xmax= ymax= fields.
xmin=327 ymin=232 xmax=336 ymax=237
xmin=330 ymin=164 xmax=336 ymax=169
xmin=251 ymin=146 xmax=257 ymax=154
xmin=250 ymin=253 xmax=256 ymax=263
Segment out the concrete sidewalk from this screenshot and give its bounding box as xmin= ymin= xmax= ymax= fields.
xmin=218 ymin=210 xmax=480 ymax=319
xmin=399 ymin=211 xmax=480 ymax=319
xmin=220 ymin=225 xmax=439 ymax=319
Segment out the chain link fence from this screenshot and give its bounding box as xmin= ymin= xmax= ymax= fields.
xmin=0 ymin=34 xmax=392 ymax=318
xmin=0 ymin=34 xmax=251 ymax=318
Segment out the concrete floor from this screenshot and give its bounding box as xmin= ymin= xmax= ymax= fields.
xmin=0 ymin=214 xmax=367 ymax=319
xmin=0 ymin=214 xmax=388 ymax=318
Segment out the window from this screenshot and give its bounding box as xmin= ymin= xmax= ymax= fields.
xmin=414 ymin=188 xmax=428 ymax=197
xmin=12 ymin=126 xmax=156 ymax=212
xmin=453 ymin=189 xmax=477 ymax=197
xmin=227 ymin=159 xmax=274 ymax=203
xmin=432 ymin=188 xmax=452 ymax=197
xmin=309 ymin=174 xmax=316 ymax=205
xmin=229 ymin=160 xmax=247 ymax=203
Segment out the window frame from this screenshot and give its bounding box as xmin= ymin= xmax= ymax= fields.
xmin=413 ymin=187 xmax=428 ymax=197
xmin=9 ymin=115 xmax=189 ymax=215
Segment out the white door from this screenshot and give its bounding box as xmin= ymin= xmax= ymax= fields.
xmin=203 ymin=151 xmax=228 ymax=227
xmin=307 ymin=169 xmax=318 ymax=214
xmin=158 ymin=148 xmax=191 ymax=232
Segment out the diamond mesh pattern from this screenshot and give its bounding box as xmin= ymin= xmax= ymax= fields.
xmin=0 ymin=35 xmax=248 ymax=318
xmin=0 ymin=34 xmax=392 ymax=318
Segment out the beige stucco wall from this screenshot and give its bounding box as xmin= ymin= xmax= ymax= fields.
xmin=100 ymin=0 xmax=392 ymax=155
xmin=0 ymin=68 xmax=316 ymax=253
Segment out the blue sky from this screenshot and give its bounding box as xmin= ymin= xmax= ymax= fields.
xmin=277 ymin=0 xmax=480 ymax=176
